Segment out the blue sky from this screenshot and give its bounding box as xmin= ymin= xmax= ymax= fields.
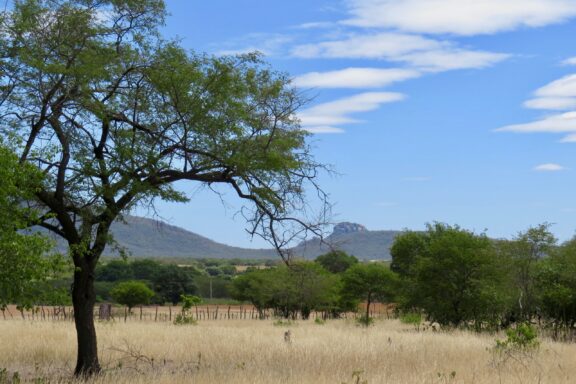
xmin=143 ymin=0 xmax=576 ymax=248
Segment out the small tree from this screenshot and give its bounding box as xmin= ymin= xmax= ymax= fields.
xmin=341 ymin=263 xmax=398 ymax=325
xmin=110 ymin=281 xmax=154 ymax=314
xmin=315 ymin=250 xmax=358 ymax=274
xmin=174 ymin=294 xmax=201 ymax=325
xmin=402 ymin=223 xmax=508 ymax=328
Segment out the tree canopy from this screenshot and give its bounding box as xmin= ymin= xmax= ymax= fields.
xmin=341 ymin=263 xmax=398 ymax=323
xmin=315 ymin=250 xmax=358 ymax=274
xmin=0 ymin=0 xmax=328 ymax=375
xmin=110 ymin=280 xmax=154 ymax=312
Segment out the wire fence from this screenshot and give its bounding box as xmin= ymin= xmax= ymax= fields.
xmin=0 ymin=304 xmax=395 ymax=323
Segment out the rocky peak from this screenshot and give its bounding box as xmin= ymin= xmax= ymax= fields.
xmin=332 ymin=222 xmax=367 ymax=236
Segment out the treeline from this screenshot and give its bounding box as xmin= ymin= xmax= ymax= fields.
xmin=94 ymin=258 xmax=281 ymax=304
xmin=9 ymin=221 xmax=576 ymax=338
xmin=390 ymin=222 xmax=576 ymax=337
xmin=230 ymin=251 xmax=394 ymax=322
xmin=230 ymin=222 xmax=576 ymax=337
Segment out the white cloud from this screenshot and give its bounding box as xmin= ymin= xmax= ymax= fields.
xmin=562 ymin=57 xmax=576 ymax=66
xmin=496 ymin=112 xmax=576 ymax=133
xmin=214 ymin=34 xmax=293 ymax=56
xmin=501 ymin=74 xmax=576 ymax=139
xmin=293 ymin=22 xmax=336 ymax=30
xmin=344 ymin=0 xmax=576 ymax=36
xmin=303 ymin=126 xmax=346 ymax=134
xmin=292 ymin=67 xmax=420 ymax=89
xmin=299 ymin=92 xmax=405 ymax=132
xmin=533 ymin=163 xmax=567 ymax=172
xmin=559 ymin=133 xmax=576 ymax=143
xmin=534 ymin=74 xmax=576 ymax=98
xmin=291 ymin=33 xmax=509 ymax=71
xmin=397 ymin=49 xmax=509 ymax=72
xmin=524 ymin=97 xmax=576 ymax=110
xmin=292 ymin=33 xmax=440 ymax=59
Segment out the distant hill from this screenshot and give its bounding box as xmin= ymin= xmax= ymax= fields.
xmin=45 ymin=216 xmax=276 ymax=259
xmin=293 ymin=222 xmax=401 ymax=260
xmin=46 ymin=217 xmax=401 ymax=260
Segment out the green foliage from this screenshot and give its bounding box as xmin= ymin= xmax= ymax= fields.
xmin=195 ymin=275 xmax=232 ymax=299
xmin=341 ymin=369 xmax=368 ymax=384
xmin=492 ymin=323 xmax=540 ymax=366
xmin=341 ymin=263 xmax=398 ymax=323
xmin=390 ymin=231 xmax=427 ymax=278
xmin=355 ymin=314 xmax=375 ymax=327
xmin=495 ymin=323 xmax=540 ymax=351
xmin=273 ymin=319 xmax=295 ymax=327
xmin=174 ymin=294 xmax=201 ymax=325
xmin=531 ymin=237 xmax=576 ymax=338
xmin=315 ymin=251 xmax=358 ymax=274
xmin=231 ymin=262 xmax=341 ymax=319
xmin=400 ymin=312 xmax=422 ymax=330
xmin=501 ymin=223 xmax=557 ymax=323
xmin=110 ymin=281 xmax=154 ymax=312
xmin=0 ymin=145 xmax=66 ymax=309
xmin=393 ymin=223 xmax=509 ymax=328
xmin=96 ymin=259 xmax=200 ymax=304
xmin=153 ymin=265 xmax=198 ymax=305
xmin=1 ymin=0 xmax=328 ymax=375
xmin=96 ymin=260 xmax=134 ymax=282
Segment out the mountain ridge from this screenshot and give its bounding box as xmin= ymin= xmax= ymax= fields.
xmin=47 ymin=216 xmax=401 ymax=260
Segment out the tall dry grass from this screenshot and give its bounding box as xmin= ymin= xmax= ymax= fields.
xmin=0 ymin=318 xmax=574 ymax=383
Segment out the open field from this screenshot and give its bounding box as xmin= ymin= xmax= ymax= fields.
xmin=1 ymin=318 xmax=575 ymax=383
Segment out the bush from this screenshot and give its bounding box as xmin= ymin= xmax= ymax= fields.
xmin=356 ymin=314 xmax=374 ymax=327
xmin=496 ymin=323 xmax=540 ymax=351
xmin=400 ymin=312 xmax=422 ymax=331
xmin=173 ymin=313 xmax=197 ymax=325
xmin=173 ymin=294 xmax=201 ymax=326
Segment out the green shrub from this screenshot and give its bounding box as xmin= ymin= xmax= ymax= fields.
xmin=173 ymin=313 xmax=197 ymax=325
xmin=356 ymin=314 xmax=374 ymax=327
xmin=496 ymin=323 xmax=540 ymax=350
xmin=400 ymin=312 xmax=422 ymax=330
xmin=173 ymin=294 xmax=201 ymax=325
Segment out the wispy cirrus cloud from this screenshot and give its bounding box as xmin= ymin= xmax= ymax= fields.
xmin=562 ymin=57 xmax=576 ymax=66
xmin=213 ymin=33 xmax=294 ymax=56
xmin=523 ymin=97 xmax=576 ymax=110
xmin=522 ymin=73 xmax=576 ymax=110
xmin=291 ymin=32 xmax=509 ymax=72
xmin=292 ymin=67 xmax=420 ymax=89
xmin=533 ymin=163 xmax=567 ymax=172
xmin=496 ymin=111 xmax=576 ymax=133
xmin=498 ymin=67 xmax=576 ymax=143
xmin=298 ymin=92 xmax=405 ymax=133
xmin=534 ymin=74 xmax=576 ymax=98
xmin=343 ymin=0 xmax=576 ymax=36
xmin=292 ymin=33 xmax=439 ymax=59
xmin=214 ymin=1 xmax=576 ymax=134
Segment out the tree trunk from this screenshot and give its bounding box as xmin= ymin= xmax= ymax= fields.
xmin=365 ymin=293 xmax=371 ymax=321
xmin=72 ymin=260 xmax=101 ymax=376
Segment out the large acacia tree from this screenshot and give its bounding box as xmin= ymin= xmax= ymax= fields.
xmin=0 ymin=0 xmax=328 ymax=375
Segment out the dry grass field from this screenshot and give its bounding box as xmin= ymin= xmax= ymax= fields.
xmin=1 ymin=318 xmax=575 ymax=383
